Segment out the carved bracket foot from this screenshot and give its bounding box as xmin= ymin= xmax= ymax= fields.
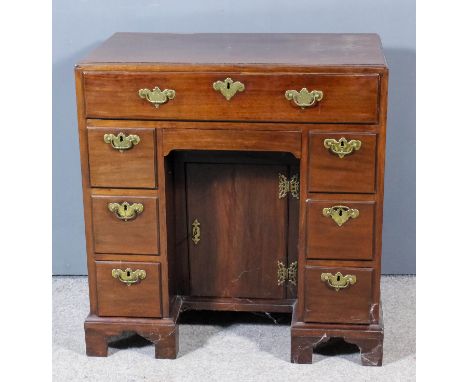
xmin=84 ymin=313 xmax=180 ymax=359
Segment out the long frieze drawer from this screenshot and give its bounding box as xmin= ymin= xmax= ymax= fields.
xmin=92 ymin=194 xmax=159 ymax=255
xmin=308 ymin=132 xmax=377 ymax=193
xmin=83 ymin=72 xmax=379 ymax=123
xmin=303 ymin=266 xmax=374 ymax=324
xmin=306 ymin=197 xmax=375 ymax=260
xmin=96 ymin=261 xmax=162 ymax=318
xmin=87 ymin=127 xmax=157 ymax=189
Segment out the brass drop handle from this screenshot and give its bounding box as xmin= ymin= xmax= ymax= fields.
xmin=285 ymin=88 xmax=323 ymax=108
xmin=213 ymin=77 xmax=245 ymax=100
xmin=323 ymin=205 xmax=359 ymax=227
xmin=324 ymin=137 xmax=362 ymax=158
xmin=104 ymin=133 xmax=140 ymax=152
xmin=192 ymin=219 xmax=201 ymax=244
xmin=108 ymin=202 xmax=144 ymax=221
xmin=321 ymin=272 xmax=356 ymax=292
xmin=112 ymin=268 xmax=146 ymax=285
xmin=138 ymin=86 xmax=176 ymax=108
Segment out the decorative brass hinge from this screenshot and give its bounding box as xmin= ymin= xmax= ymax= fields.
xmin=277 ymin=261 xmax=298 ymax=286
xmin=278 ymin=174 xmax=299 ymax=199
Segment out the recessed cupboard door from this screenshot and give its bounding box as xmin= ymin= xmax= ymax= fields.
xmin=186 ymin=163 xmax=290 ymax=299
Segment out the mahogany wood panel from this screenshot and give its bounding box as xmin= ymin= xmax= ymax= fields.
xmin=83 ymin=72 xmax=379 ymax=123
xmin=80 ymin=33 xmax=386 ymax=67
xmin=186 ymin=163 xmax=288 ymax=299
xmin=91 ymin=194 xmax=159 ymax=254
xmin=308 ymin=132 xmax=377 ymax=193
xmin=306 ymin=197 xmax=375 ymax=260
xmin=163 ymin=129 xmax=302 ymax=158
xmin=303 ymin=266 xmax=374 ymax=324
xmin=182 ymin=297 xmax=294 ymax=313
xmin=88 ymin=119 xmax=381 ymax=133
xmin=87 ymin=127 xmax=156 ymax=188
xmin=95 ymin=261 xmax=162 ymax=318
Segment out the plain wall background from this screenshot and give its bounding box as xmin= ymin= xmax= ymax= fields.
xmin=53 ymin=0 xmax=415 ymax=275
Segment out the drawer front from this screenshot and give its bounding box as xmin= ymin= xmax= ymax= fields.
xmin=92 ymin=194 xmax=159 ymax=255
xmin=96 ymin=261 xmax=162 ymax=318
xmin=304 ymin=266 xmax=373 ymax=324
xmin=306 ymin=198 xmax=375 ymax=260
xmin=308 ymin=132 xmax=377 ymax=193
xmin=88 ymin=127 xmax=157 ymax=188
xmin=83 ymin=72 xmax=379 ymax=123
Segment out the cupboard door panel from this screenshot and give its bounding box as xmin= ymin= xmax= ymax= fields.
xmin=186 ymin=163 xmax=289 ymax=299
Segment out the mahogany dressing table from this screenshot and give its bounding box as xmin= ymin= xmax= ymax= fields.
xmin=75 ymin=33 xmax=388 ymax=365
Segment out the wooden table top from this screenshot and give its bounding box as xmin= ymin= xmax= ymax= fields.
xmin=79 ymin=33 xmax=386 ymax=67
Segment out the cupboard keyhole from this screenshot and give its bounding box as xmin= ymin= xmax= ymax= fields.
xmin=340 ymin=140 xmax=345 ymax=147
xmin=227 ymin=82 xmax=231 ymax=90
xmin=119 ymin=135 xmax=124 ymax=142
xmin=336 ymin=275 xmax=341 ymax=281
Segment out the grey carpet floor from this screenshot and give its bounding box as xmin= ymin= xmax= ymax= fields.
xmin=53 ymin=276 xmax=415 ymax=382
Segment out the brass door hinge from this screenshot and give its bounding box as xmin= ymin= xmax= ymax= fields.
xmin=277 ymin=261 xmax=298 ymax=286
xmin=278 ymin=174 xmax=299 ymax=199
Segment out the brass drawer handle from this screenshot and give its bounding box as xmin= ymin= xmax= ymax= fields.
xmin=103 ymin=133 xmax=140 ymax=152
xmin=213 ymin=77 xmax=245 ymax=100
xmin=138 ymin=86 xmax=176 ymax=108
xmin=321 ymin=272 xmax=356 ymax=292
xmin=108 ymin=202 xmax=144 ymax=221
xmin=323 ymin=205 xmax=359 ymax=227
xmin=285 ymin=88 xmax=323 ymax=108
xmin=323 ymin=137 xmax=361 ymax=158
xmin=192 ymin=219 xmax=201 ymax=244
xmin=112 ymin=268 xmax=146 ymax=285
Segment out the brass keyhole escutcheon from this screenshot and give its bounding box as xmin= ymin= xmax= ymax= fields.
xmin=213 ymin=77 xmax=245 ymax=100
xmin=323 ymin=137 xmax=362 ymax=158
xmin=108 ymin=202 xmax=144 ymax=221
xmin=104 ymin=133 xmax=140 ymax=152
xmin=192 ymin=219 xmax=201 ymax=244
xmin=112 ymin=268 xmax=146 ymax=285
xmin=321 ymin=272 xmax=356 ymax=292
xmin=322 ymin=205 xmax=359 ymax=227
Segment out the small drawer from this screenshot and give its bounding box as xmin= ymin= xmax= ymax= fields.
xmin=308 ymin=132 xmax=377 ymax=193
xmin=306 ymin=197 xmax=375 ymax=260
xmin=304 ymin=265 xmax=374 ymax=324
xmin=83 ymin=72 xmax=379 ymax=123
xmin=92 ymin=194 xmax=159 ymax=255
xmin=87 ymin=127 xmax=157 ymax=188
xmin=96 ymin=261 xmax=162 ymax=318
